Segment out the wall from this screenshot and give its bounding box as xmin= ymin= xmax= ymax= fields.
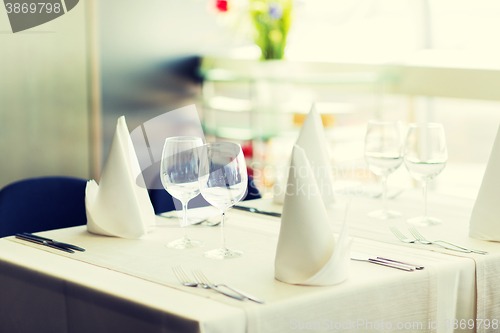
xmin=0 ymin=1 xmax=91 ymax=187
xmin=97 ymin=0 xmax=237 ymax=159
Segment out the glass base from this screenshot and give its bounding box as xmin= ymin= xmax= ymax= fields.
xmin=407 ymin=216 xmax=442 ymax=226
xmin=166 ymin=238 xmax=204 ymax=249
xmin=204 ymin=247 xmax=243 ymax=260
xmin=205 ymin=220 xmax=221 ymax=227
xmin=368 ymin=209 xmax=402 ymax=220
xmin=189 ymin=218 xmax=206 ymax=225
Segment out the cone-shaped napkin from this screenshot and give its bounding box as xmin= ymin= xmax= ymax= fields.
xmin=274 ymin=104 xmax=336 ymax=205
xmin=470 ymin=124 xmax=500 ymax=240
xmin=275 ymin=145 xmax=351 ymax=286
xmin=86 ymin=116 xmax=155 ymax=238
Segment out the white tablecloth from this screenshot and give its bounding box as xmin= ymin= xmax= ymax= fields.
xmin=250 ymin=193 xmax=500 ymax=333
xmin=0 ymin=193 xmax=497 ymax=333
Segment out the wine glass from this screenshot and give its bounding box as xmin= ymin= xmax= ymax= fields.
xmin=199 ymin=142 xmax=248 ymax=259
xmin=160 ymin=136 xmax=205 ymax=249
xmin=364 ymin=120 xmax=404 ymax=219
xmin=404 ymin=123 xmax=448 ymax=226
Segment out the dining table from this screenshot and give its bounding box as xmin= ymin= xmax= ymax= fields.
xmin=1 ymin=191 xmax=499 ymax=333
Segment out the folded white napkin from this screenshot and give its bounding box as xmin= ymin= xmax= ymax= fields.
xmin=274 ymin=104 xmax=336 ymax=205
xmin=275 ymin=145 xmax=351 ymax=286
xmin=86 ymin=116 xmax=156 ymax=239
xmin=470 ymin=124 xmax=500 ymax=241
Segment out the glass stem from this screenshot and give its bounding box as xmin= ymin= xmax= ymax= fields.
xmin=422 ymin=181 xmax=428 ymax=219
xmin=182 ymin=201 xmax=189 ymax=241
xmin=220 ymin=211 xmax=227 ymax=252
xmin=381 ymin=175 xmax=388 ymax=213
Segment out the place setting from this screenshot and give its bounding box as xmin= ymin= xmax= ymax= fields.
xmin=9 ymin=106 xmax=491 ymax=272
xmin=6 ymin=108 xmax=435 ymax=306
xmin=10 ymin=106 xmax=494 ymax=276
xmin=6 ymin=2 xmax=500 ymax=332
xmin=4 ymin=105 xmax=500 ymax=333
xmin=360 ymin=118 xmax=492 ymax=256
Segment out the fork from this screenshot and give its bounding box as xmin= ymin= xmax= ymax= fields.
xmin=391 ymin=227 xmax=471 ymax=253
xmin=191 ymin=269 xmax=245 ymax=301
xmin=408 ymin=228 xmax=472 ymax=253
xmin=172 ymin=266 xmax=198 ymax=287
xmin=409 ymin=227 xmax=487 ymax=254
xmin=193 ymin=269 xmax=265 ymax=304
xmin=389 ymin=226 xmax=417 ymax=243
xmin=172 ymin=266 xmax=244 ymax=301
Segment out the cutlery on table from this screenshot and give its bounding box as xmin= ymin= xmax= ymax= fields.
xmin=172 ymin=266 xmax=244 ymax=301
xmin=158 ymin=214 xmax=208 ymax=225
xmin=232 ymin=205 xmax=282 ymax=218
xmin=191 ymin=269 xmax=256 ymax=302
xmin=193 ymin=269 xmax=265 ymax=304
xmin=21 ymin=233 xmax=85 ymax=252
xmin=158 ymin=214 xmax=223 ymax=226
xmin=172 ymin=266 xmax=200 ymax=287
xmin=390 ymin=226 xmax=471 ymax=253
xmin=350 ymin=252 xmax=416 ymax=271
xmin=389 ymin=226 xmax=417 ymax=243
xmin=375 ymin=257 xmax=424 ymax=270
xmin=408 ymin=227 xmax=487 ymax=255
xmin=15 ymin=233 xmax=75 ymax=254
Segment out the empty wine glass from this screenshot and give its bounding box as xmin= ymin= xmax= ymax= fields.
xmin=364 ymin=120 xmax=403 ymax=219
xmin=404 ymin=123 xmax=448 ymax=226
xmin=161 ymin=136 xmax=205 ymax=249
xmin=199 ymin=142 xmax=248 ymax=259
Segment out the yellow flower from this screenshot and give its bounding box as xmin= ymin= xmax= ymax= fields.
xmin=268 ymin=29 xmax=282 ymax=42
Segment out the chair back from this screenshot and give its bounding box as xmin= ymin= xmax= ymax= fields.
xmin=0 ymin=176 xmax=87 ymax=237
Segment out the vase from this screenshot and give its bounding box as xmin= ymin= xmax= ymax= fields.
xmin=250 ymin=0 xmax=293 ymax=60
xmin=250 ymin=60 xmax=294 ymax=138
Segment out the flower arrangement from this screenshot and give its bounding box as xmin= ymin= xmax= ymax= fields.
xmin=209 ymin=0 xmax=293 ymax=60
xmin=249 ymin=0 xmax=293 ymax=60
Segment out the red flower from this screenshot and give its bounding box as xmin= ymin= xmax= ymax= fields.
xmin=241 ymin=142 xmax=253 ymax=158
xmin=215 ymin=0 xmax=228 ymax=12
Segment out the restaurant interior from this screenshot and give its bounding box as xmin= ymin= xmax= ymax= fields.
xmin=2 ymin=1 xmax=500 ymax=332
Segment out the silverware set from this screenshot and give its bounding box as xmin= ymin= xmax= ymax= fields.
xmin=172 ymin=266 xmax=265 ymax=304
xmin=15 ymin=233 xmax=85 ymax=253
xmin=233 ymin=205 xmax=282 ymax=218
xmin=160 ymin=203 xmax=282 ymax=224
xmin=350 ymin=251 xmax=424 ymax=271
xmin=390 ymin=226 xmax=487 ymax=254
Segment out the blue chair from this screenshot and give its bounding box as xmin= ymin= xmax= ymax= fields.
xmin=149 ymin=176 xmax=261 ymax=214
xmin=0 ymin=176 xmax=88 ymax=237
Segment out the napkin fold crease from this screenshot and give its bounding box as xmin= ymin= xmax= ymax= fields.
xmin=274 ymin=104 xmax=335 ymax=205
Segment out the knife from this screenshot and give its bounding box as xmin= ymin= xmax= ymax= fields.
xmin=216 ymin=284 xmax=266 ymax=304
xmin=21 ymin=233 xmax=85 ymax=252
xmin=15 ymin=234 xmax=75 ymax=253
xmin=351 ymin=251 xmax=415 ymax=271
xmin=376 ymin=257 xmax=424 ymax=270
xmin=232 ymin=205 xmax=282 ymax=218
